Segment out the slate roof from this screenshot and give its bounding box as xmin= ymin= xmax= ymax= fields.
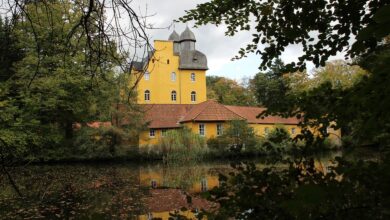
xmin=179 ymin=50 xmax=208 ymax=70
xmin=179 ymin=26 xmax=196 ymax=42
xmin=168 ymin=30 xmax=180 ymax=42
xmin=141 ymin=100 xmax=300 ymax=129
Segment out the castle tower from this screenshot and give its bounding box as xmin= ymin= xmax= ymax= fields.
xmin=133 ymin=27 xmax=208 ymax=104
xmin=168 ymin=30 xmax=180 ymax=54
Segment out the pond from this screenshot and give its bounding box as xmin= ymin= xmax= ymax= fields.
xmin=0 ymin=152 xmax=344 ymax=219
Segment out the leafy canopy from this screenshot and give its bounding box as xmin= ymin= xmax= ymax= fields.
xmin=179 ymin=0 xmax=390 ymax=71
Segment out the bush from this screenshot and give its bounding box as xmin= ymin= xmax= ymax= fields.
xmin=263 ymin=125 xmax=293 ymax=154
xmin=222 ymin=120 xmax=259 ymax=152
xmin=72 ymin=126 xmax=135 ymax=160
xmin=157 ymin=128 xmax=207 ymax=163
xmin=207 ymin=136 xmax=231 ymax=152
xmin=266 ymin=126 xmax=291 ymax=144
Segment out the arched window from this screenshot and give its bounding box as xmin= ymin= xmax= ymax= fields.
xmin=191 ymin=91 xmax=196 ymax=102
xmin=171 ymin=90 xmax=177 ymax=101
xmin=144 ymin=71 xmax=150 ymax=80
xmin=191 ymin=72 xmax=196 ymax=82
xmin=144 ymin=90 xmax=150 ymax=101
xmin=171 ymin=72 xmax=176 ymax=81
xmin=167 ymin=59 xmax=170 ymax=64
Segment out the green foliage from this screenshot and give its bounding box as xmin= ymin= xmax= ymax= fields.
xmin=0 ymin=17 xmax=23 ymax=82
xmin=250 ymin=59 xmax=292 ymax=110
xmin=206 ymin=76 xmax=257 ymax=106
xmin=0 ymin=1 xmax=134 ymax=163
xmin=266 ymin=125 xmax=291 ymax=144
xmin=179 ymin=0 xmax=389 ymax=71
xmin=157 ymin=128 xmax=207 ymax=163
xmin=71 ymin=126 xmax=134 ymax=160
xmin=207 ymin=120 xmax=259 ymax=154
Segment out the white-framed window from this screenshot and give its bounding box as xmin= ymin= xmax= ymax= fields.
xmin=191 ymin=91 xmax=196 ymax=102
xmin=264 ymin=127 xmax=270 ymax=135
xmin=199 ymin=123 xmax=205 ymax=136
xmin=201 ymin=178 xmax=208 ymax=192
xmin=217 ymin=123 xmax=223 ymax=136
xmin=144 ymin=90 xmax=150 ymax=101
xmin=171 ymin=72 xmax=176 ymax=81
xmin=191 ymin=72 xmax=196 ymax=82
xmin=144 ymin=71 xmax=150 ymax=80
xmin=161 ymin=129 xmax=167 ymax=137
xmin=171 ymin=90 xmax=177 ymax=101
xmin=291 ymin=128 xmax=296 ymax=135
xmin=149 ymin=128 xmax=155 ymax=138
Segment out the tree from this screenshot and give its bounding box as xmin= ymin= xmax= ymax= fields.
xmin=206 ymin=76 xmax=257 ymax=106
xmin=0 ymin=1 xmax=127 ymax=164
xmin=1 ymin=0 xmax=153 ymax=83
xmin=179 ymin=0 xmax=389 ymax=71
xmin=221 ymin=120 xmax=258 ymax=152
xmin=309 ymin=60 xmax=367 ymax=90
xmin=250 ymin=58 xmax=292 ymax=110
xmin=0 ymin=17 xmax=23 ymax=82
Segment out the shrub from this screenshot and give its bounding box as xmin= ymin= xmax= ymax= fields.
xmin=157 ymin=128 xmax=207 ymax=163
xmin=207 ymin=136 xmax=230 ymax=152
xmin=72 ymin=126 xmax=135 ymax=160
xmin=263 ymin=125 xmax=293 ymax=154
xmin=222 ymin=120 xmax=259 ymax=152
xmin=266 ymin=125 xmax=291 ymax=144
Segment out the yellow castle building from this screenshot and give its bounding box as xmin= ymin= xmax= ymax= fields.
xmin=133 ymin=27 xmax=207 ymax=105
xmin=131 ymin=28 xmax=341 ymax=147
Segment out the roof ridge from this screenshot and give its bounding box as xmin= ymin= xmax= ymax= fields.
xmin=190 ymin=100 xmax=212 ymax=121
xmin=220 ymin=104 xmax=246 ymax=120
xmin=224 ymin=105 xmax=261 ymax=120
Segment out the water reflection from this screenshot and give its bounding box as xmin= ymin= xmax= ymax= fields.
xmin=0 ymin=152 xmax=342 ymax=219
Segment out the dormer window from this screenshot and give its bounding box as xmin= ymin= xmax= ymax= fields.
xmin=171 ymin=72 xmax=176 ymax=81
xmin=191 ymin=73 xmax=196 ymax=82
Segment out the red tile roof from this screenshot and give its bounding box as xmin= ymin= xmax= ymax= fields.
xmin=181 ymin=100 xmax=244 ymax=122
xmin=225 ymin=105 xmax=300 ymax=125
xmin=140 ymin=101 xmax=300 ymax=129
xmin=141 ymin=104 xmax=193 ymax=128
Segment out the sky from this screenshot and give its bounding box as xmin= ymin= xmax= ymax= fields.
xmin=130 ymin=0 xmax=345 ymax=82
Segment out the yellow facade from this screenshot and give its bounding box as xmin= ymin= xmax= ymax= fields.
xmin=139 ymin=122 xmax=341 ymax=147
xmin=139 ymin=122 xmax=304 ymax=146
xmin=250 ymin=124 xmax=302 ymax=138
xmin=135 ymin=40 xmax=207 ymax=104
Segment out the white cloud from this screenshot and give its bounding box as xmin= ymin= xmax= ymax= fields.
xmin=130 ymin=0 xmax=347 ymax=80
